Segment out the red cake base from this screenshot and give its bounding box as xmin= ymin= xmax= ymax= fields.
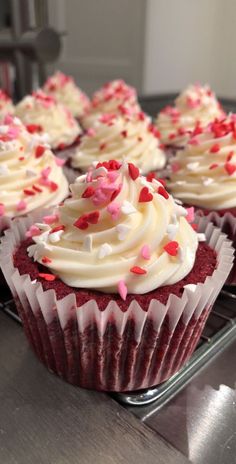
xmin=12 ymin=240 xmax=217 ymax=391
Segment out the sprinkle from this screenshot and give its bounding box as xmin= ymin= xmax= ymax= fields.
xmin=121 ymin=130 xmax=128 ymax=138
xmin=41 ymin=166 xmax=51 ymax=179
xmin=99 ymin=142 xmax=107 ymax=151
xmin=139 ymin=186 xmax=153 ymax=203
xmin=166 ymin=224 xmax=178 ymax=240
xmin=82 ymin=186 xmax=95 ymax=198
xmin=0 ymin=203 xmax=5 ymax=216
xmin=26 ymin=225 xmax=41 ymax=238
xmin=87 ymin=211 xmax=100 ymax=224
xmin=32 ymin=184 xmax=43 ymax=193
xmin=16 ymin=200 xmax=27 ymax=211
xmin=23 ymin=188 xmax=35 ymax=196
xmin=38 ymin=273 xmax=56 ymax=282
xmin=91 ymin=166 xmax=107 ymax=179
xmin=116 ymin=224 xmax=131 ymax=240
xmin=157 ymin=178 xmax=166 ymax=187
xmin=197 ymin=233 xmax=206 ymax=242
xmin=203 ymin=177 xmax=214 ymax=186
xmin=164 ymin=241 xmax=179 ymax=256
xmin=82 ymin=235 xmax=93 ymax=252
xmin=43 ymin=214 xmax=59 ymax=224
xmin=35 ymin=145 xmax=46 ymax=158
xmin=130 ymin=266 xmax=147 ymax=275
xmin=146 ymin=172 xmax=156 ymax=182
xmin=26 ymin=124 xmax=43 ymax=134
xmin=175 ymin=204 xmax=187 ymax=217
xmin=107 ymin=202 xmax=121 ymax=220
xmin=210 ymin=143 xmax=220 ymax=153
xmin=191 ymin=223 xmax=198 ymax=231
xmin=50 ymin=181 xmax=58 ymax=192
xmin=141 ymin=244 xmax=151 ymax=260
xmin=128 ymin=163 xmax=139 ymax=180
xmin=121 ymin=200 xmax=136 ymax=215
xmin=225 ymin=162 xmax=236 ymax=176
xmin=209 ymin=163 xmax=219 ymax=170
xmin=187 ymin=162 xmax=199 ymax=171
xmin=55 ymin=157 xmax=65 ymax=166
xmin=157 ymin=186 xmax=169 ymax=199
xmin=227 ymin=151 xmax=234 ymax=162
xmin=50 ymin=225 xmax=65 ymax=234
xmin=49 ymin=230 xmax=64 ymax=243
xmin=18 ymin=156 xmax=25 ymax=161
xmin=186 ymin=207 xmax=194 ymax=223
xmin=118 ymin=280 xmax=127 ymax=301
xmin=98 ymin=243 xmax=113 ymax=259
xmin=74 ymin=211 xmax=100 ymax=230
xmin=42 ymin=256 xmax=52 ymax=264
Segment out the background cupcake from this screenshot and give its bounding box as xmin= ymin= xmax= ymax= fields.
xmin=0 ymin=89 xmax=14 ymax=119
xmin=43 ymin=71 xmax=90 ymax=120
xmin=82 ymin=79 xmax=141 ymax=128
xmin=167 ymin=114 xmax=236 ymax=283
xmin=15 ymin=90 xmax=81 ymax=152
xmin=71 ymin=112 xmax=166 ymax=174
xmin=156 ymin=84 xmax=225 ymax=152
xmin=1 ymin=161 xmax=233 ymax=391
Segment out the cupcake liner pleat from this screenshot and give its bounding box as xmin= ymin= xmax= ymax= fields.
xmin=0 ymin=213 xmax=234 ymax=391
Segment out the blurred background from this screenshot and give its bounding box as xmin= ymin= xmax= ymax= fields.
xmin=0 ymin=0 xmax=235 ymax=99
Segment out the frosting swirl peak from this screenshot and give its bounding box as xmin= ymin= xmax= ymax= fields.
xmin=28 ymin=160 xmax=198 ymax=297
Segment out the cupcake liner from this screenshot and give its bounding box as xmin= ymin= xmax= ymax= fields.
xmin=195 ymin=210 xmax=236 ymax=285
xmin=0 ymin=213 xmax=233 ymax=392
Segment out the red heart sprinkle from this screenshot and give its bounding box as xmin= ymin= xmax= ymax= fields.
xmin=139 ymin=186 xmax=153 ymax=203
xmin=50 ymin=225 xmax=65 ymax=234
xmin=157 ymin=186 xmax=169 ymax=199
xmin=42 ymin=256 xmax=52 ymax=264
xmin=74 ymin=216 xmax=89 ymax=230
xmin=26 ymin=124 xmax=42 ymax=134
xmin=209 ymin=163 xmax=219 ymax=170
xmin=157 ymin=178 xmax=166 ymax=186
xmin=87 ymin=211 xmax=100 ymax=224
xmin=50 ymin=181 xmax=58 ymax=192
xmin=82 ymin=186 xmax=95 ymax=198
xmin=23 ymin=188 xmax=35 ymax=196
xmin=225 ymin=162 xmax=236 ymax=176
xmin=164 ymin=241 xmax=179 ymax=256
xmin=128 ymin=163 xmax=139 ymax=180
xmin=38 ymin=273 xmax=56 ymax=282
xmin=35 ymin=145 xmax=46 ymax=158
xmin=130 ymin=266 xmax=147 ymax=275
xmin=32 ymin=184 xmax=43 ymax=193
xmin=227 ymin=151 xmax=234 ymax=162
xmin=210 ymin=143 xmax=220 ymax=153
xmin=146 ymin=172 xmax=156 ymax=182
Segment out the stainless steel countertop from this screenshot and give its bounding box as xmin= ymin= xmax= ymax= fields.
xmin=0 ymin=311 xmax=189 ymax=464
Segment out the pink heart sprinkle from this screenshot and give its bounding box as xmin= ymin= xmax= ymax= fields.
xmin=141 ymin=244 xmax=151 ymax=260
xmin=118 ymin=280 xmax=127 ymax=301
xmin=43 ymin=214 xmax=59 ymax=224
xmin=55 ymin=157 xmax=65 ymax=166
xmin=41 ymin=166 xmax=51 ymax=179
xmin=107 ymin=202 xmax=121 ymax=220
xmin=16 ymin=200 xmax=27 ymax=211
xmin=26 ymin=225 xmax=41 ymax=238
xmin=186 ymin=207 xmax=195 ymax=223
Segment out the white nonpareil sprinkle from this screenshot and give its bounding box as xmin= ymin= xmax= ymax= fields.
xmin=98 ymin=243 xmax=112 ymax=259
xmin=167 ymin=223 xmax=179 ymax=240
xmin=202 ymin=177 xmax=214 ymax=186
xmin=116 ymin=224 xmax=131 ymax=240
xmin=82 ymin=234 xmax=93 ymax=252
xmin=175 ymin=204 xmax=187 ymax=217
xmin=187 ymin=162 xmax=199 ymax=171
xmin=197 ymin=233 xmax=206 ymax=242
xmin=49 ymin=230 xmax=64 ymax=243
xmin=121 ymin=200 xmax=137 ymax=215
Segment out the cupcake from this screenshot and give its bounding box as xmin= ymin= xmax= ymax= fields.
xmin=0 ymin=89 xmax=14 ymax=119
xmin=43 ymin=71 xmax=90 ymax=120
xmin=0 ymin=115 xmax=68 ymax=228
xmin=71 ymin=112 xmax=166 ymax=174
xmin=156 ymin=84 xmax=225 ymax=152
xmin=1 ymin=160 xmax=233 ymax=391
xmin=167 ymin=114 xmax=236 ymax=283
xmin=15 ymin=90 xmax=81 ymax=152
xmin=82 ymin=79 xmax=141 ymax=128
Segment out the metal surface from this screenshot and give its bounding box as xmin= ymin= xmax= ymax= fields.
xmin=0 ymin=311 xmax=190 ymax=464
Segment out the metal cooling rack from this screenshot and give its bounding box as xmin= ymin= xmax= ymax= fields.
xmin=1 ymin=289 xmax=236 ymax=409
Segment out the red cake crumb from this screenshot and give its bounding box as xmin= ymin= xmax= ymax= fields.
xmin=14 ymin=239 xmax=217 ymax=312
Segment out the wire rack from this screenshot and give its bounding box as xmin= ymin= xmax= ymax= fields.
xmin=1 ymin=288 xmax=236 ymax=408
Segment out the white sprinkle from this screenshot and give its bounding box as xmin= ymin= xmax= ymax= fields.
xmin=184 ymin=284 xmax=197 ymax=292
xmin=75 ymin=174 xmax=87 ymax=183
xmin=13 ymin=117 xmax=22 ymax=126
xmin=187 ymin=162 xmax=199 ymax=171
xmin=175 ymin=204 xmax=187 ymax=217
xmin=178 ymin=246 xmax=184 ymax=262
xmin=171 ymin=213 xmax=178 ymax=224
xmin=167 ymin=223 xmax=179 ymax=240
xmin=82 ymin=235 xmax=93 ymax=252
xmin=116 ymin=224 xmax=131 ymax=240
xmin=35 ymin=223 xmax=50 ymax=231
xmin=36 ymin=230 xmax=50 ymax=243
xmin=49 ymin=230 xmax=63 ymax=243
xmin=121 ymin=200 xmax=137 ymax=215
xmin=0 ymin=164 xmax=9 ymax=175
xmin=197 ymin=233 xmax=206 ymax=242
xmin=26 ymin=168 xmax=37 ymax=178
xmin=98 ymin=243 xmax=112 ymax=259
xmin=0 ymin=126 xmax=8 ymax=134
xmin=92 ymin=166 xmax=107 ymax=178
xmin=174 ymin=198 xmax=183 ymax=205
xmin=203 ymin=177 xmax=214 ymax=186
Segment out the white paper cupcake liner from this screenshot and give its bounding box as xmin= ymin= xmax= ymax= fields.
xmin=0 ymin=213 xmax=233 ymax=391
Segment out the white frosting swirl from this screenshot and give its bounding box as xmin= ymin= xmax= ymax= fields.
xmin=156 ymin=84 xmax=224 ymax=147
xmin=82 ymin=79 xmax=141 ymax=128
xmin=71 ymin=113 xmax=166 ymax=173
xmin=168 ymin=115 xmax=236 ymax=209
xmin=29 ymin=161 xmax=198 ymax=295
xmin=0 ymin=117 xmax=68 ymax=217
xmin=43 ymin=71 xmax=90 ymax=118
xmin=0 ymin=90 xmax=14 ymax=119
xmin=15 ymin=90 xmax=81 ymax=149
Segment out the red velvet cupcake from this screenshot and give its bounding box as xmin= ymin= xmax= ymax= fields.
xmin=0 ymin=161 xmax=233 ymax=391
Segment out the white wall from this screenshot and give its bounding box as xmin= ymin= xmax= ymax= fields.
xmin=143 ymin=0 xmax=236 ymax=98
